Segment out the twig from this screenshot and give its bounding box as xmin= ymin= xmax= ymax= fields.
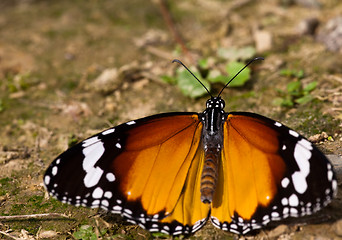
xmin=0 ymin=230 xmax=19 ymax=240
xmin=146 ymin=45 xmax=174 ymax=60
xmin=140 ymin=71 xmax=167 ymax=85
xmin=0 ymin=213 xmax=70 ymax=221
xmin=155 ymin=0 xmax=193 ymax=62
xmin=328 ymin=75 xmax=342 ymax=84
xmin=228 ymin=0 xmax=255 ymax=11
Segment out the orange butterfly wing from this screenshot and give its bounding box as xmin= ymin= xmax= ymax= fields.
xmin=110 ymin=113 xmax=210 ymax=233
xmin=211 ymin=112 xmax=337 ymax=234
xmin=44 ymin=113 xmax=209 ymax=234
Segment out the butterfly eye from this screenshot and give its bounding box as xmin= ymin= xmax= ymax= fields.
xmin=218 ymin=98 xmax=225 ymax=109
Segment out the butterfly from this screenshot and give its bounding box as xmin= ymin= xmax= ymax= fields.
xmin=44 ymin=58 xmax=337 ymax=235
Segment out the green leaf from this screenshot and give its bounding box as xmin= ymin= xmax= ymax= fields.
xmin=73 ymin=225 xmax=97 ymax=240
xmin=279 ymin=69 xmax=305 ymax=79
xmin=273 ymin=96 xmax=294 ymax=107
xmin=296 ymin=69 xmax=305 ymax=79
xmin=0 ymin=99 xmax=4 ymax=113
xmin=272 ymin=97 xmax=286 ymax=106
xmin=176 ymin=68 xmax=210 ymax=98
xmin=303 ymin=81 xmax=317 ymax=92
xmin=286 ymin=81 xmax=301 ymax=94
xmin=152 ymin=232 xmax=170 ymax=238
xmin=279 ymin=69 xmax=292 ymax=77
xmin=207 ymin=69 xmax=227 ymax=84
xmin=225 ymin=61 xmax=250 ymax=87
xmin=161 ymin=75 xmax=176 ymax=84
xmin=295 ymin=94 xmax=314 ymax=105
xmin=281 ymin=98 xmax=295 ymax=107
xmin=217 ymin=46 xmax=256 ymax=61
xmin=198 ymin=58 xmax=208 ymax=69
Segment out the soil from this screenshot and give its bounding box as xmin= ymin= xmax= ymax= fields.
xmin=0 ymin=0 xmax=342 ymax=239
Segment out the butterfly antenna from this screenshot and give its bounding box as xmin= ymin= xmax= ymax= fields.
xmin=172 ymin=59 xmax=213 ymax=98
xmin=217 ymin=57 xmax=264 ymax=97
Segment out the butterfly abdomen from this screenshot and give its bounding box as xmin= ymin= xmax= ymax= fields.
xmin=201 ymin=147 xmax=220 ymax=203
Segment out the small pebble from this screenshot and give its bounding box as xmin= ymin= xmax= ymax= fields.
xmin=333 ymin=219 xmax=342 ymax=236
xmin=317 ymin=16 xmax=342 ymax=52
xmin=297 ymin=18 xmax=319 ymax=35
xmin=308 ymin=131 xmax=328 ymax=143
xmin=254 ymin=29 xmax=273 ymax=52
xmin=267 ymin=224 xmax=289 ymax=238
xmin=39 ymin=230 xmax=58 ymax=238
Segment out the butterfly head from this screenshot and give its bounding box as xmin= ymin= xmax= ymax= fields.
xmin=206 ymin=97 xmax=225 ymax=110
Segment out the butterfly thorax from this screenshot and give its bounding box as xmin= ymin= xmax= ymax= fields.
xmin=200 ymin=97 xmax=226 ymax=203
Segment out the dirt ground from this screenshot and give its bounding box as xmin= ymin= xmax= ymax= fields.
xmin=0 ymin=0 xmax=342 ymax=239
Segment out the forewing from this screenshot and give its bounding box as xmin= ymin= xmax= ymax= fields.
xmin=44 ymin=112 xmax=209 ymax=235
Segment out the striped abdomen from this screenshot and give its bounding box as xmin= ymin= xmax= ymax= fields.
xmin=200 ymin=147 xmax=221 ymax=203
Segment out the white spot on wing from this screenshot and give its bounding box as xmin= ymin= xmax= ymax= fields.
xmin=292 ymin=172 xmax=308 ymax=194
xmin=92 ymin=199 xmax=100 ymax=207
xmin=290 ymin=208 xmax=298 ymax=215
xmin=192 ymin=218 xmax=206 ymax=232
xmin=82 ymin=141 xmax=105 ymax=172
xmin=52 ymin=166 xmax=58 ymax=176
xmin=84 ymin=167 xmax=104 ymax=188
xmin=126 ymin=121 xmax=136 ymax=125
xmin=211 ymin=216 xmax=220 ymax=226
xmin=289 ymin=130 xmax=299 ymax=138
xmin=332 ymin=180 xmax=337 ymax=193
xmin=328 ymin=170 xmax=333 ymax=181
xmin=175 ymin=225 xmax=183 ymax=231
xmin=299 ymin=138 xmax=312 ymax=149
xmin=281 ymin=197 xmax=288 ymax=206
xmin=82 ymin=136 xmax=100 ymax=147
xmin=163 ymin=225 xmax=170 ymax=231
xmin=104 ymin=191 xmax=113 ymax=199
xmin=102 ymin=128 xmax=115 ymax=135
xmin=82 ymin=140 xmax=105 ymax=188
xmin=124 ymin=208 xmax=133 ymax=215
xmin=101 ymin=199 xmax=109 ymax=207
xmin=115 ymin=143 xmax=121 ymax=149
xmin=281 ymin=178 xmax=290 ymax=188
xmin=92 ymin=187 xmax=104 ymax=199
xmin=274 ymin=122 xmax=282 ymax=127
xmin=291 ymin=139 xmax=312 ymax=194
xmin=44 ymin=175 xmax=50 ymax=185
xmin=230 ymin=223 xmax=238 ymax=229
xmin=113 ymin=205 xmax=122 ymax=212
xmin=106 ymin=173 xmax=115 ymax=182
xmin=289 ymin=194 xmax=299 ymax=206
